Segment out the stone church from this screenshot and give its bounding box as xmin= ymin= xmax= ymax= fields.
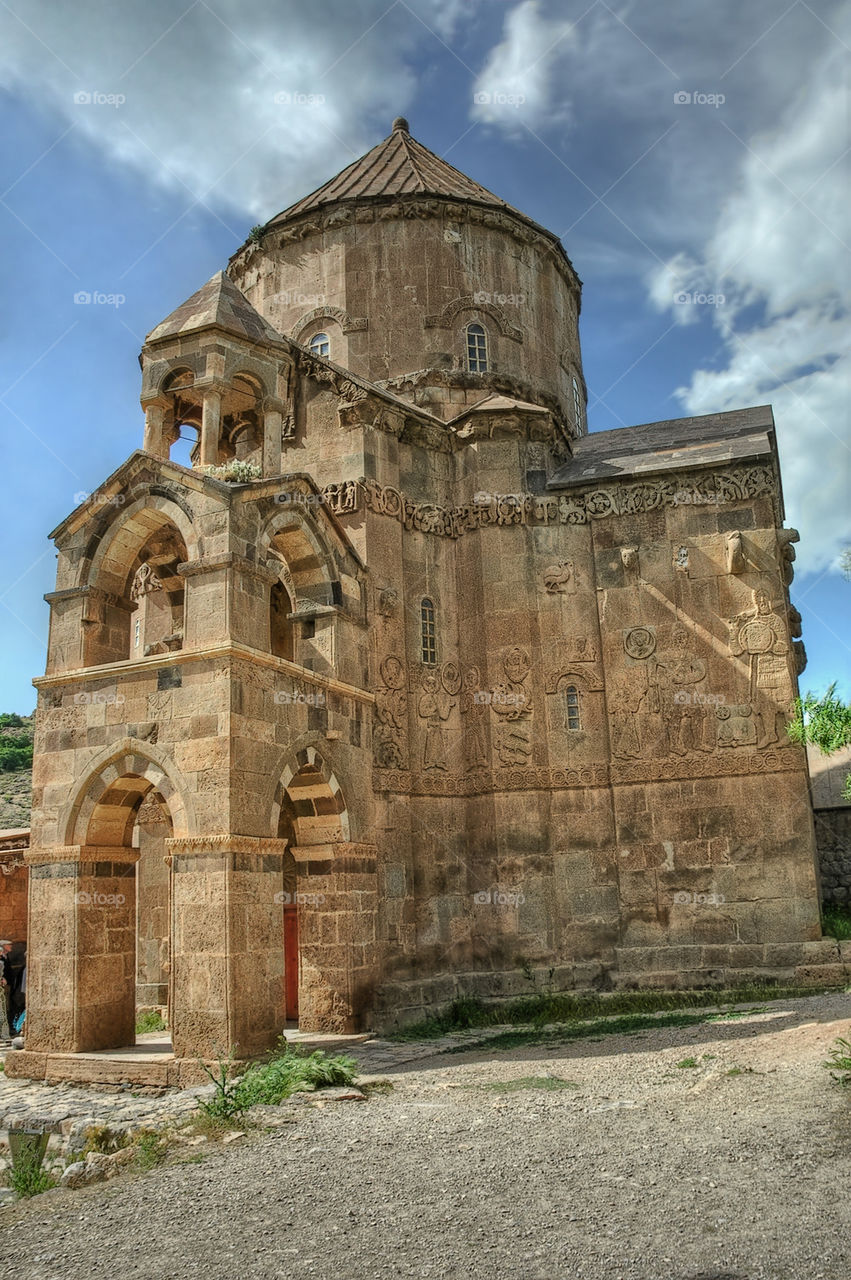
xmin=12 ymin=118 xmax=834 ymax=1083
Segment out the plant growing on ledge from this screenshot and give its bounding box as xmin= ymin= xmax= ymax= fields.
xmin=247 ymin=224 xmax=264 ymax=245
xmin=788 ymin=683 xmax=851 ymax=800
xmin=204 ymin=461 xmax=262 ymax=484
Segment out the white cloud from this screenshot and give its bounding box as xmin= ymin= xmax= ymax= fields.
xmin=0 ymin=0 xmax=427 ymax=218
xmin=471 ymin=0 xmax=576 ymax=130
xmin=647 ymin=15 xmax=851 ymax=575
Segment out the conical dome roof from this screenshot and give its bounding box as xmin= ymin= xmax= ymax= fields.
xmin=265 ymin=118 xmax=549 ymax=237
xmin=145 ymin=271 xmax=283 ymax=346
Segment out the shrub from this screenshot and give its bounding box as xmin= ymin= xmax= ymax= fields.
xmin=135 ymin=1010 xmax=167 ymax=1034
xmin=82 ymin=1125 xmax=129 ymax=1156
xmin=197 ymin=1044 xmax=359 ymax=1120
xmin=824 ymin=1035 xmax=851 ymax=1086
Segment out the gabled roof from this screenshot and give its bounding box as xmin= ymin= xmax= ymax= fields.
xmin=548 ymin=406 xmax=777 ymax=489
xmin=145 ymin=271 xmax=283 ymax=347
xmin=450 ymin=393 xmax=551 ymax=423
xmin=267 ymin=118 xmax=549 ymax=237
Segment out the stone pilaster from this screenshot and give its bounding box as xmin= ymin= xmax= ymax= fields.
xmin=289 ymin=841 xmax=378 ymax=1033
xmin=25 ymin=845 xmax=138 ymax=1053
xmin=165 ymin=835 xmax=289 ymax=1058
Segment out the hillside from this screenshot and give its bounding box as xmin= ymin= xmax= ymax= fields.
xmin=0 ymin=713 xmax=34 ymax=830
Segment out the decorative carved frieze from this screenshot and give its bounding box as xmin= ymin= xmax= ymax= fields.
xmin=372 ymin=746 xmax=802 ymax=795
xmin=319 ymin=466 xmax=778 ymax=535
xmin=165 ymin=835 xmax=290 ymax=858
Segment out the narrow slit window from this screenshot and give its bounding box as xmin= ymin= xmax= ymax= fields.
xmin=309 ymin=332 xmax=330 ymax=357
xmin=465 ymin=323 xmax=488 ymax=373
xmin=565 ymin=685 xmax=581 ymax=731
xmin=572 ymin=376 xmax=584 ymax=432
xmin=421 ymin=598 xmax=437 ymax=666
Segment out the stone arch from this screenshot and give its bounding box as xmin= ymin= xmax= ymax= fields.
xmin=291 ymin=306 xmax=367 ymax=344
xmin=160 ymin=364 xmax=197 ymax=393
xmin=63 ymin=738 xmax=194 ymax=847
xmin=270 ymin=745 xmax=350 ymax=847
xmin=424 ymin=295 xmax=523 ymax=342
xmin=259 ymin=507 xmax=337 ymax=607
xmin=545 ymin=666 xmax=604 ymax=694
xmin=81 ymin=494 xmax=198 ymax=596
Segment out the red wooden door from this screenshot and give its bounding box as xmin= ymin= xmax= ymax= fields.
xmin=283 ymin=906 xmax=299 ymax=1021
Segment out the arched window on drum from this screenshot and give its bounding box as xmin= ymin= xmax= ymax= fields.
xmin=465 ymin=323 xmax=488 ymax=373
xmin=564 ymin=684 xmax=581 ymax=731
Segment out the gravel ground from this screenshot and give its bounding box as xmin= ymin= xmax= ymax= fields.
xmin=1 ymin=991 xmax=849 ymax=1280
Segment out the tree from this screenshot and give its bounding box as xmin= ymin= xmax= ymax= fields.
xmin=788 ymin=683 xmax=851 ymax=800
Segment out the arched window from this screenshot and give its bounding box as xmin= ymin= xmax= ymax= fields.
xmin=309 ymin=332 xmax=330 ymax=357
xmin=564 ymin=685 xmax=581 ymax=731
xmin=421 ymin=598 xmax=437 ymax=666
xmin=465 ymin=323 xmax=488 ymax=373
xmin=572 ymin=376 xmax=585 ymax=432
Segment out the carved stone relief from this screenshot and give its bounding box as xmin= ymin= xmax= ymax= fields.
xmin=131 ymin=563 xmax=163 ymax=600
xmin=417 ymin=667 xmax=457 ymax=770
xmin=725 ymin=531 xmax=746 ymax=575
xmin=320 ymin=465 xmax=779 ymax=535
xmin=491 ymin=647 xmax=534 ymax=766
xmin=374 ymin=655 xmax=408 ymax=770
xmin=727 ymin=587 xmax=794 ymax=749
xmin=542 ymin=559 xmax=575 ymax=593
xmin=461 ymin=664 xmax=488 ymax=770
xmin=623 ymin=626 xmax=656 ymax=660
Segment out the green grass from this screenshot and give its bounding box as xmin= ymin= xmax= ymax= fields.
xmin=474 ymin=1076 xmax=580 ymax=1094
xmin=134 ymin=1128 xmax=169 ymax=1170
xmin=198 ymin=1044 xmax=359 ymax=1120
xmin=389 ymin=983 xmax=829 ymax=1044
xmin=135 ymin=1010 xmax=167 ymax=1035
xmin=439 ymin=1007 xmax=755 ymax=1054
xmin=822 ymin=906 xmax=851 ymax=941
xmin=676 ymin=1057 xmax=699 ymax=1069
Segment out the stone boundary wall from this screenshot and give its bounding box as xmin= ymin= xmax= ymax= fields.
xmin=814 ymin=807 xmax=851 ymax=906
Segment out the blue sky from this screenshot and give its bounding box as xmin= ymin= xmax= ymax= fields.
xmin=0 ymin=0 xmax=848 ymax=713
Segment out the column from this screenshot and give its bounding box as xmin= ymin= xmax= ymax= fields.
xmin=262 ymin=403 xmax=284 ymax=477
xmin=200 ymin=389 xmax=222 ymax=467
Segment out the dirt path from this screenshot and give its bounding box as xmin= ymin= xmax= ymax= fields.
xmin=1 ymin=992 xmax=849 ymax=1280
